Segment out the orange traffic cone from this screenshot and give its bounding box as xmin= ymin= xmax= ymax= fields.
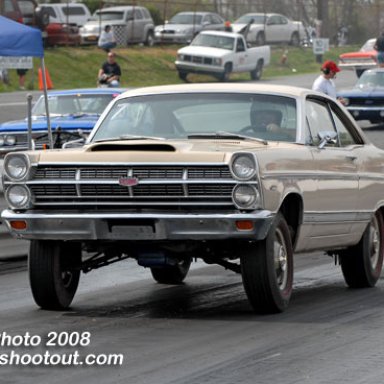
xmin=38 ymin=67 xmax=53 ymax=90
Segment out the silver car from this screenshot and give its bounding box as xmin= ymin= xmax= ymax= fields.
xmin=79 ymin=5 xmax=154 ymax=46
xmin=154 ymin=11 xmax=225 ymax=44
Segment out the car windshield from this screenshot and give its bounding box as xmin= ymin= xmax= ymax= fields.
xmin=169 ymin=13 xmax=203 ymax=25
xmin=92 ymin=11 xmax=125 ymax=21
xmin=356 ymin=71 xmax=384 ymax=88
xmin=190 ymin=34 xmax=234 ymax=50
xmin=234 ymin=14 xmax=266 ymax=24
xmin=90 ymin=93 xmax=297 ymax=142
xmin=33 ymin=94 xmax=116 ymax=116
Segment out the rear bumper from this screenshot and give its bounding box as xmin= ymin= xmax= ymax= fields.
xmin=2 ymin=210 xmax=275 ymax=241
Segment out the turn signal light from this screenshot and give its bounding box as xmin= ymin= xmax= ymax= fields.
xmin=9 ymin=220 xmax=27 ymax=230
xmin=236 ymin=220 xmax=254 ymax=231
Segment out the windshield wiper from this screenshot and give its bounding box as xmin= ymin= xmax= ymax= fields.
xmin=188 ymin=131 xmax=268 ymax=145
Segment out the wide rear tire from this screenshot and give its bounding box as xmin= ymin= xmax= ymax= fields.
xmin=250 ymin=60 xmax=263 ymax=80
xmin=240 ymin=212 xmax=293 ymax=313
xmin=340 ymin=211 xmax=384 ymax=288
xmin=29 ymin=240 xmax=81 ymax=310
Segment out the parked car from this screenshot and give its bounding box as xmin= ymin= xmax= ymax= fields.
xmin=0 ymin=88 xmax=125 ymax=154
xmin=231 ymin=12 xmax=306 ymax=46
xmin=45 ymin=23 xmax=81 ymax=47
xmin=337 ymin=68 xmax=384 ymax=124
xmin=0 ymin=0 xmax=50 ymax=36
xmin=175 ymin=30 xmax=270 ymax=81
xmin=154 ymin=11 xmax=225 ymax=44
xmin=338 ymin=38 xmax=377 ymax=77
xmin=39 ymin=3 xmax=91 ymax=27
xmin=4 ymin=83 xmax=384 ymax=314
xmin=79 ymin=6 xmax=154 ymax=46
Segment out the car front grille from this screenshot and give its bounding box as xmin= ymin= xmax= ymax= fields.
xmin=347 ymin=97 xmax=384 ymax=106
xmin=182 ymin=55 xmax=214 ymax=65
xmin=27 ymin=165 xmax=237 ymax=208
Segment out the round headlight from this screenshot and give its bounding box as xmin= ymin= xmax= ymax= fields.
xmin=4 ymin=154 xmax=29 ymax=181
xmin=5 ymin=185 xmax=31 ymax=209
xmin=4 ymin=135 xmax=16 ymax=146
xmin=231 ymin=154 xmax=257 ymax=180
xmin=232 ymin=184 xmax=260 ymax=210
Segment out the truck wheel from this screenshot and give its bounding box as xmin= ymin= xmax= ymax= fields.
xmin=290 ymin=32 xmax=300 ymax=46
xmin=151 ymin=257 xmax=192 ymax=284
xmin=340 ymin=210 xmax=384 ymax=288
xmin=178 ymin=71 xmax=188 ymax=81
xmin=240 ymin=212 xmax=293 ymax=313
xmin=145 ymin=31 xmax=154 ymax=47
xmin=220 ymin=63 xmax=232 ymax=82
xmin=255 ymin=32 xmax=265 ymax=46
xmin=250 ymin=60 xmax=263 ymax=80
xmin=29 ymin=240 xmax=81 ymax=310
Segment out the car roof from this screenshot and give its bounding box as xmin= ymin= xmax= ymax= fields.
xmin=43 ymin=88 xmax=126 ymax=96
xmin=116 ymin=83 xmax=314 ymax=100
xmin=200 ymin=30 xmax=239 ymax=38
xmin=174 ymin=11 xmax=217 ymax=16
xmin=97 ymin=6 xmax=144 ymax=12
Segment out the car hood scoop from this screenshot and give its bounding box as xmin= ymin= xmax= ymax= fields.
xmin=89 ymin=143 xmax=176 ymax=152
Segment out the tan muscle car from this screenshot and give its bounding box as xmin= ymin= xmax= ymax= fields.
xmin=2 ymin=83 xmax=384 ymax=314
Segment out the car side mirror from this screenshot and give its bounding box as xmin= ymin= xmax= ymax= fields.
xmin=318 ymin=131 xmax=338 ymax=149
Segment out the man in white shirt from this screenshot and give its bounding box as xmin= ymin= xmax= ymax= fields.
xmin=98 ymin=25 xmax=117 ymax=52
xmin=312 ymin=60 xmax=340 ymax=99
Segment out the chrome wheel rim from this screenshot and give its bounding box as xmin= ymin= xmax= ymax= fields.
xmin=274 ymin=227 xmax=288 ymax=290
xmin=369 ymin=216 xmax=380 ymax=270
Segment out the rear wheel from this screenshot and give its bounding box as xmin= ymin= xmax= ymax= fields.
xmin=250 ymin=60 xmax=263 ymax=80
xmin=151 ymin=257 xmax=192 ymax=284
xmin=240 ymin=212 xmax=293 ymax=313
xmin=340 ymin=210 xmax=384 ymax=288
xmin=29 ymin=240 xmax=81 ymax=310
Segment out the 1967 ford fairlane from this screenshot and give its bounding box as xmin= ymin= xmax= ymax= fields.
xmin=2 ymin=83 xmax=384 ymax=314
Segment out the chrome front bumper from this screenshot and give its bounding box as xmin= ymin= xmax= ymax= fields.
xmin=1 ymin=210 xmax=275 ymax=241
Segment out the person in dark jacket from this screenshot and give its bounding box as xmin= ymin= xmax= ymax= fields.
xmin=374 ymin=32 xmax=384 ymax=67
xmin=97 ymin=51 xmax=121 ymax=87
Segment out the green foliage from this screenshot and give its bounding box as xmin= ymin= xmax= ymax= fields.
xmin=0 ymin=44 xmax=361 ymax=92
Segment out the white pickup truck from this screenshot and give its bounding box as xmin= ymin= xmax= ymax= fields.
xmin=175 ymin=31 xmax=270 ymax=82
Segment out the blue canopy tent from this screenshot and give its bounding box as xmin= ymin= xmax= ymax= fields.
xmin=0 ymin=15 xmax=53 ymax=147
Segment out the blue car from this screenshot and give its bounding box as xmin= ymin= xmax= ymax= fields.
xmin=0 ymin=88 xmax=125 ymax=154
xmin=337 ymin=68 xmax=384 ymax=125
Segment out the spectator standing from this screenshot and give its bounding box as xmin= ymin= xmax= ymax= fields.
xmin=312 ymin=60 xmax=340 ymax=99
xmin=98 ymin=25 xmax=117 ymax=53
xmin=17 ymin=69 xmax=28 ymax=90
xmin=98 ymin=51 xmax=121 ymax=87
xmin=374 ymin=31 xmax=384 ymax=68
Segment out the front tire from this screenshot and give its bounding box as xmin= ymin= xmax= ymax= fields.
xmin=340 ymin=211 xmax=384 ymax=288
xmin=240 ymin=212 xmax=293 ymax=314
xmin=29 ymin=240 xmax=81 ymax=310
xmin=151 ymin=257 xmax=192 ymax=284
xmin=145 ymin=31 xmax=155 ymax=47
xmin=220 ymin=63 xmax=232 ymax=82
xmin=178 ymin=70 xmax=188 ymax=81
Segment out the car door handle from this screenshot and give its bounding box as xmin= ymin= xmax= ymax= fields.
xmin=346 ymin=155 xmax=357 ymax=161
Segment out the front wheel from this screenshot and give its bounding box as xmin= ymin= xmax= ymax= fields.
xmin=29 ymin=240 xmax=81 ymax=310
xmin=220 ymin=63 xmax=232 ymax=82
xmin=340 ymin=210 xmax=384 ymax=288
xmin=145 ymin=31 xmax=155 ymax=47
xmin=151 ymin=257 xmax=192 ymax=284
xmin=240 ymin=212 xmax=293 ymax=313
xmin=178 ymin=70 xmax=188 ymax=81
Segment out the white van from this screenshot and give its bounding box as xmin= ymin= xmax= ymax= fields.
xmin=39 ymin=3 xmax=91 ymax=26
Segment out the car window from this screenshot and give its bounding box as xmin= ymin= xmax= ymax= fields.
xmin=4 ymin=0 xmax=16 ymax=13
xmin=62 ymin=6 xmax=86 ymax=16
xmin=211 ymin=14 xmax=223 ymax=24
xmin=305 ymin=99 xmax=336 ymax=145
xmin=236 ymin=37 xmax=245 ymax=52
xmin=42 ymin=6 xmax=56 ymax=18
xmin=18 ymin=0 xmax=35 ymax=15
xmin=91 ymin=93 xmax=297 ymax=142
xmin=134 ymin=8 xmax=143 ymax=20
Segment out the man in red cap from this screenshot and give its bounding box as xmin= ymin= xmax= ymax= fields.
xmin=312 ymin=60 xmax=341 ymax=99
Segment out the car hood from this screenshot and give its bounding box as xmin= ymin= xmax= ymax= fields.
xmin=178 ymin=46 xmax=230 ymax=57
xmin=0 ymin=114 xmax=100 ymax=133
xmin=338 ymin=86 xmax=384 ymax=98
xmin=31 ymin=139 xmax=297 ymax=164
xmin=155 ymin=23 xmax=198 ymax=32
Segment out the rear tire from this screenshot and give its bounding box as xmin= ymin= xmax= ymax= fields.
xmin=250 ymin=60 xmax=263 ymax=80
xmin=151 ymin=258 xmax=192 ymax=284
xmin=240 ymin=212 xmax=293 ymax=313
xmin=29 ymin=240 xmax=81 ymax=310
xmin=340 ymin=210 xmax=384 ymax=288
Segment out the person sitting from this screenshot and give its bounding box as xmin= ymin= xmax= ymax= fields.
xmin=98 ymin=25 xmax=117 ymax=53
xmin=98 ymin=52 xmax=121 ymax=88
